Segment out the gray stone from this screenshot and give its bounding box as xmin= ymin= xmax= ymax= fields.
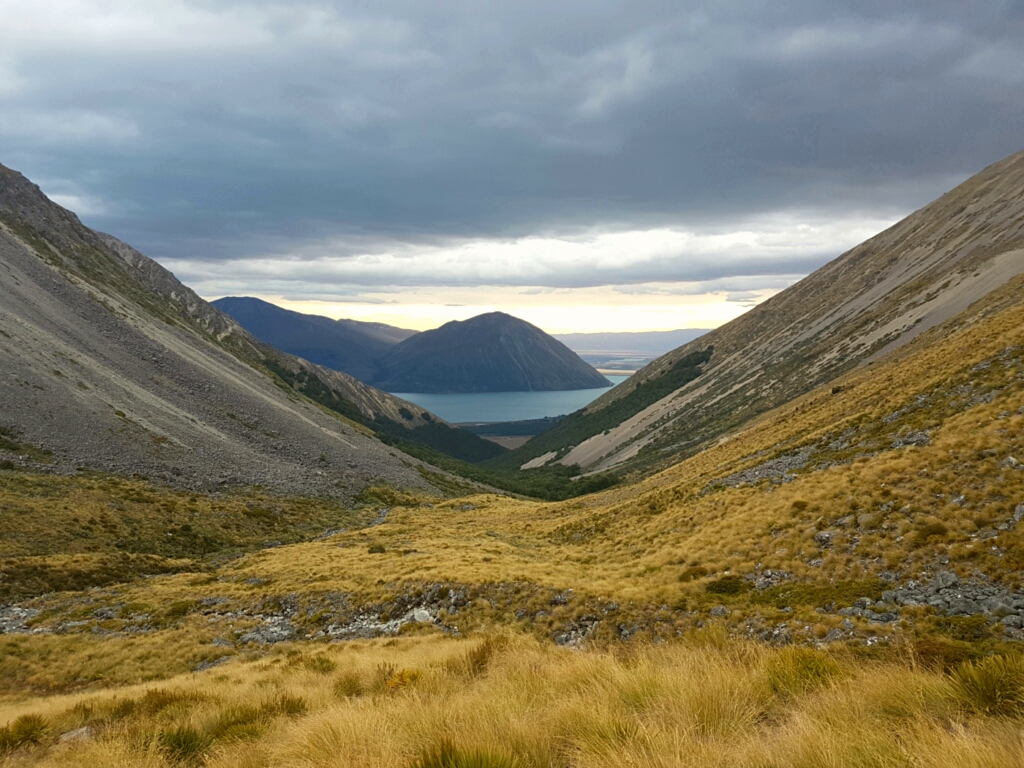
xmin=947 ymin=598 xmax=982 ymax=616
xmin=710 ymin=606 xmax=728 ymax=617
xmin=411 ymin=609 xmax=433 ymax=623
xmin=239 ymin=617 xmax=295 ymax=644
xmin=857 ymin=514 xmax=876 ymax=529
xmin=1002 ymin=615 xmax=1024 ymax=629
xmin=840 ymin=618 xmax=856 ymax=630
xmin=869 ymin=612 xmax=897 ymax=623
xmin=854 ymin=597 xmax=872 ymax=610
xmin=984 ymin=598 xmax=1015 ymax=617
xmin=211 ymin=637 xmax=233 ymax=648
xmin=1015 ymin=503 xmax=1024 ymax=523
xmin=881 ymin=590 xmax=897 ymax=603
xmin=194 ymin=656 xmax=232 ymax=672
xmin=814 ymin=531 xmax=834 ymax=548
xmin=934 ymin=570 xmax=959 ymax=590
xmin=59 ymin=726 xmax=94 ymax=743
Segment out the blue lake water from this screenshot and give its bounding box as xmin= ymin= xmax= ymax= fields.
xmin=392 ymin=375 xmax=630 ymax=424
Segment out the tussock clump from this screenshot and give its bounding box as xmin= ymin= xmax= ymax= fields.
xmin=0 ymin=714 xmax=49 ymax=754
xmin=411 ymin=738 xmax=520 ymax=768
xmin=766 ymin=647 xmax=843 ymax=697
xmin=159 ymin=725 xmax=213 ymax=765
xmin=262 ymin=694 xmax=308 ymax=718
xmin=950 ymin=656 xmax=1024 ymax=716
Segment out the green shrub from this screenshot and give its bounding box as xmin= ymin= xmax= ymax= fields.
xmin=934 ymin=615 xmax=989 ymax=641
xmin=705 ymin=575 xmax=747 ymax=595
xmin=950 ymin=656 xmax=1024 ymax=716
xmin=158 ymin=725 xmax=213 ymax=765
xmin=411 ymin=738 xmax=520 ymax=768
xmin=912 ymin=637 xmax=980 ymax=671
xmin=766 ymin=647 xmax=842 ymax=697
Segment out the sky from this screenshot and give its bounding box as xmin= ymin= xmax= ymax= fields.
xmin=1 ymin=1 xmax=1021 ymax=333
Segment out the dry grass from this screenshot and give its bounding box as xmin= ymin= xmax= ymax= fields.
xmin=2 ymin=635 xmax=1024 ymax=767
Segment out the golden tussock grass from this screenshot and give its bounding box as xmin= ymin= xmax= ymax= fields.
xmin=2 ymin=634 xmax=1024 ymax=767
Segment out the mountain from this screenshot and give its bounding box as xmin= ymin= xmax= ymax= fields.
xmin=555 ymin=328 xmax=712 ymax=372
xmin=496 ymin=148 xmax=1024 ymax=475
xmin=0 ymin=163 xmax=504 ymax=495
xmin=212 ymin=296 xmax=416 ymax=382
xmin=554 ymin=329 xmax=711 ymax=355
xmin=373 ymin=312 xmax=611 ymax=393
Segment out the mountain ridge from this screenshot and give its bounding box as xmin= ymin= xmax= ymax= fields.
xmin=496 ymin=148 xmax=1024 ymax=475
xmin=0 ymin=163 xmax=502 ymax=494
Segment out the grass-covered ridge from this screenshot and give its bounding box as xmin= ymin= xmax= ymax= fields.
xmin=488 ymin=346 xmax=713 ymax=470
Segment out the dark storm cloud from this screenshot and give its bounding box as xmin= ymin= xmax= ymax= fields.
xmin=1 ymin=0 xmax=1021 ymax=289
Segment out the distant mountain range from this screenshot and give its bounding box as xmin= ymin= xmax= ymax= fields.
xmin=211 ymin=297 xmax=416 ymax=383
xmin=214 ymin=299 xmax=610 ymax=394
xmin=553 ymin=329 xmax=711 ymax=355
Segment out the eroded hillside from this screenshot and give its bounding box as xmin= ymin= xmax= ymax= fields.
xmin=502 ymin=148 xmax=1024 ymax=476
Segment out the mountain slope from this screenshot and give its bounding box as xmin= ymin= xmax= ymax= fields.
xmin=499 ymin=148 xmax=1024 ymax=474
xmin=212 ymin=296 xmax=415 ymax=382
xmin=0 ymin=163 xmax=499 ymax=494
xmin=374 ymin=312 xmax=611 ymax=393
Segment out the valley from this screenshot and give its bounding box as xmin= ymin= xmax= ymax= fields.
xmin=2 ymin=151 xmax=1024 ymax=767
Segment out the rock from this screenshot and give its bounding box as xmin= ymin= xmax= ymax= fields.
xmin=873 ymin=601 xmax=888 ymax=612
xmin=1002 ymin=615 xmax=1024 ymax=629
xmin=854 ymin=597 xmax=873 ymax=610
xmin=881 ymin=590 xmax=897 ymax=603
xmin=836 ymin=516 xmax=854 ymax=528
xmin=710 ymin=606 xmax=728 ymax=617
xmin=194 ymin=656 xmax=232 ymax=672
xmin=0 ymin=605 xmax=41 ymax=634
xmin=59 ymin=726 xmax=94 ymax=743
xmin=840 ymin=618 xmax=855 ymax=631
xmin=1015 ymin=503 xmax=1024 ymax=523
xmin=211 ymin=637 xmax=233 ymax=648
xmin=891 ymin=431 xmax=930 ymax=449
xmin=411 ymin=609 xmax=433 ymax=623
xmin=239 ymin=617 xmax=295 ymax=644
xmin=933 ymin=570 xmax=959 ymax=590
xmin=984 ymin=598 xmax=1015 ymax=617
xmin=814 ymin=531 xmax=834 ymax=548
xmin=947 ymin=598 xmax=982 ymax=616
xmin=869 ymin=612 xmax=898 ymax=623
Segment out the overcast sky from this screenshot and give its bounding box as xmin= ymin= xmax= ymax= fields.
xmin=1 ymin=1 xmax=1022 ymax=331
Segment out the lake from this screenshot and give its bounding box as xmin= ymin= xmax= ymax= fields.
xmin=392 ymin=375 xmax=630 ymax=424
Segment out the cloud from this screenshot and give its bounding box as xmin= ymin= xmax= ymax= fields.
xmin=0 ymin=0 xmax=1020 ymax=300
